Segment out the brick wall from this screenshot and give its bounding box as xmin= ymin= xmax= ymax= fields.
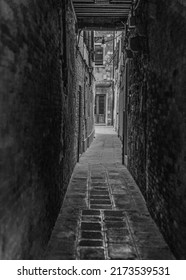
xmin=126 ymin=0 xmax=186 ymax=258
xmin=0 ymin=0 xmax=81 ymax=259
xmin=128 ymin=58 xmax=147 ymax=197
xmin=76 ymin=32 xmax=95 ymax=156
xmin=62 ymin=0 xmax=78 ymax=186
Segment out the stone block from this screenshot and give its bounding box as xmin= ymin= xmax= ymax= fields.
xmin=81 ymin=222 xmax=101 ymax=231
xmin=82 ymin=210 xmax=101 ymax=216
xmin=104 ymin=211 xmax=124 ymax=217
xmin=80 ymin=248 xmax=105 ymax=260
xmin=108 ymin=244 xmax=138 ymax=260
xmin=81 ymin=231 xmax=102 ymax=240
xmin=79 ymin=240 xmax=103 ymax=247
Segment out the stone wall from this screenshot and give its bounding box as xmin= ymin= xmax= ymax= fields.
xmin=0 ymin=0 xmax=93 ymax=259
xmin=126 ymin=0 xmax=186 ymax=259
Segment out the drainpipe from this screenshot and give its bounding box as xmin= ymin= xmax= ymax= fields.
xmin=77 ymin=85 xmax=82 ymax=162
xmin=112 ymin=31 xmax=115 ymax=126
xmin=122 ymin=109 xmax=125 ymax=165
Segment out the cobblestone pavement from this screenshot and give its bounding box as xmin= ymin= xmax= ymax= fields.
xmin=44 ymin=126 xmax=175 ymax=260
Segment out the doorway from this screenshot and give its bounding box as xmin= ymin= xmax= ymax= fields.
xmin=95 ymin=94 xmax=106 ymax=124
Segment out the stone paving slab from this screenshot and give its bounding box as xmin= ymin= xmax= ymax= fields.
xmin=44 ymin=126 xmax=175 ymax=260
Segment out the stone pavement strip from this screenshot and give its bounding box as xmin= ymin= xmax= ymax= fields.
xmin=44 ymin=126 xmax=175 ymax=260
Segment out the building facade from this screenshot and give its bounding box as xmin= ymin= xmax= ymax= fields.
xmin=94 ymin=31 xmax=114 ymax=126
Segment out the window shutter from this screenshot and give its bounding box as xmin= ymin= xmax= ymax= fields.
xmin=95 ymin=45 xmax=103 ymax=65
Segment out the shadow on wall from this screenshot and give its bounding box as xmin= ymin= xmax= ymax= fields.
xmin=127 ymin=0 xmax=186 ymax=259
xmin=0 ymin=0 xmax=77 ymax=259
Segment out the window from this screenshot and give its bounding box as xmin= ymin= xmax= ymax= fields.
xmin=95 ymin=45 xmax=103 ymax=65
xmin=98 ymin=95 xmax=105 ymax=114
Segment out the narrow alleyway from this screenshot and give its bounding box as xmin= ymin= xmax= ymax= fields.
xmin=44 ymin=126 xmax=174 ymax=260
xmin=1 ymin=0 xmax=186 ymax=261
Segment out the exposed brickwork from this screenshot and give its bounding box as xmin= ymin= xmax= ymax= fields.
xmin=0 ymin=0 xmax=94 ymax=259
xmin=75 ymin=33 xmax=95 ymax=155
xmin=128 ymin=57 xmax=147 ymax=196
xmin=0 ymin=0 xmax=64 ymax=259
xmin=126 ymin=0 xmax=186 ymax=259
